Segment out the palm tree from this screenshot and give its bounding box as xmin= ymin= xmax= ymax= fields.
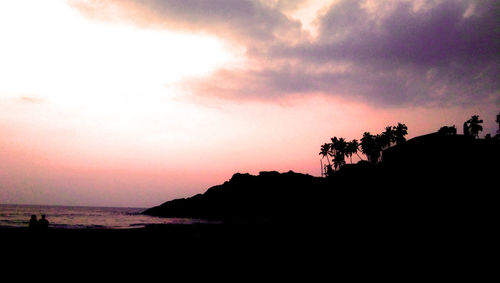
xmin=380 ymin=126 xmax=394 ymax=149
xmin=361 ymin=132 xmax=379 ymax=164
xmin=329 ymin=137 xmax=338 ymax=171
xmin=319 ymin=143 xmax=332 ymax=177
xmin=346 ymin=139 xmax=362 ymax=164
xmin=351 ymin=139 xmax=364 ymax=161
xmin=467 ymin=115 xmax=483 ymax=139
xmin=336 ymin=137 xmax=347 ymax=154
xmin=330 ymin=137 xmax=347 ymax=170
xmin=393 ymin=123 xmax=408 ymax=145
xmin=360 ymin=132 xmax=371 ymax=154
xmin=345 ymin=140 xmax=354 ymax=164
xmin=374 ymin=134 xmax=385 ymax=163
xmin=319 ymin=143 xmax=331 ymax=167
xmin=332 ymin=153 xmax=344 ymax=171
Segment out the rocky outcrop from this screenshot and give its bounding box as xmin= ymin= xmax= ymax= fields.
xmin=143 ymin=171 xmax=327 ymax=221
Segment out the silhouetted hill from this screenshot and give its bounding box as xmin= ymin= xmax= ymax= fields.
xmin=382 ymin=132 xmax=499 ymax=173
xmin=144 ymin=133 xmax=498 ymax=232
xmin=143 ymin=171 xmax=328 ymax=222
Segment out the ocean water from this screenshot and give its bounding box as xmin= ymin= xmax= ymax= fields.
xmin=0 ymin=204 xmax=211 ymax=229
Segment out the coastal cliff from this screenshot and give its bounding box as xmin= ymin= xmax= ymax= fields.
xmin=143 ymin=171 xmax=327 ymax=221
xmin=144 ymin=133 xmax=499 ymax=226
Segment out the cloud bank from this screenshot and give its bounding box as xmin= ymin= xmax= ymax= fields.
xmin=71 ymin=0 xmax=500 ymax=107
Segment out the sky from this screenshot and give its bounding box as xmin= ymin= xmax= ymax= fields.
xmin=0 ymin=0 xmax=498 ymax=207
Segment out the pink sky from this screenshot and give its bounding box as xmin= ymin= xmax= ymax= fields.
xmin=1 ymin=0 xmax=498 ymax=207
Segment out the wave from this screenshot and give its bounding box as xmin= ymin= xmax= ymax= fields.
xmin=0 ymin=204 xmax=209 ymax=229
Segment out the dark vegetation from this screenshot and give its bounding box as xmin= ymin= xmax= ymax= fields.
xmin=141 ymin=113 xmax=498 ymax=266
xmin=144 ymin=114 xmax=498 ymax=233
xmin=320 ymin=122 xmax=408 ymax=176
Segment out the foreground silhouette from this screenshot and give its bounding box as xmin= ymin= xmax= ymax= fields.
xmin=143 ymin=131 xmax=499 ymax=246
xmin=2 ymin=130 xmax=497 ymax=274
xmin=28 ymin=215 xmax=38 ymax=230
xmin=144 ymin=170 xmax=325 ymax=221
xmin=27 ymin=214 xmax=50 ymax=231
xmin=138 ymin=131 xmax=499 ymax=275
xmin=39 ymin=214 xmax=49 ymax=230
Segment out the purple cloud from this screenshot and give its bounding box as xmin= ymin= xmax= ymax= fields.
xmin=71 ymin=0 xmax=304 ymax=44
xmin=72 ymin=0 xmax=500 ymax=107
xmin=257 ymin=0 xmax=499 ymax=106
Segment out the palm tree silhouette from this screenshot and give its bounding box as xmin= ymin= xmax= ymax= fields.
xmin=346 ymin=139 xmax=362 ymax=164
xmin=319 ymin=143 xmax=334 ymax=177
xmin=374 ymin=134 xmax=385 ymax=163
xmin=361 ymin=132 xmax=380 ymax=163
xmin=319 ymin=143 xmax=331 ymax=163
xmin=321 ymin=123 xmax=408 ymax=166
xmin=380 ymin=126 xmax=395 ymax=149
xmin=352 ymin=139 xmax=364 ymax=161
xmin=467 ymin=115 xmax=483 ymax=139
xmin=329 ymin=137 xmax=338 ymax=171
xmin=331 ymin=137 xmax=347 ymax=170
xmin=319 ymin=143 xmax=332 ymax=167
xmin=393 ymin=123 xmax=408 ymax=145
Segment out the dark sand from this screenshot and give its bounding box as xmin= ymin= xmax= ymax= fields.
xmin=0 ymin=220 xmax=474 ymax=255
xmin=2 ymin=222 xmax=338 ymax=271
xmin=2 ymin=220 xmax=400 ymax=262
xmin=1 ymin=222 xmax=492 ymax=279
xmin=2 ymin=222 xmax=331 ymax=250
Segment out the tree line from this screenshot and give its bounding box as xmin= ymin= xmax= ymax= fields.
xmin=319 ymin=113 xmax=500 ymax=177
xmin=319 ymin=123 xmax=408 ymax=177
xmin=439 ymin=113 xmax=500 ymax=140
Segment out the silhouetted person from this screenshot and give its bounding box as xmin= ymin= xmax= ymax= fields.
xmin=39 ymin=214 xmax=49 ymax=230
xmin=28 ymin=215 xmax=38 ymax=230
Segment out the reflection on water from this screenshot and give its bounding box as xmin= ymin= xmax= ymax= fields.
xmin=0 ymin=204 xmax=213 ymax=229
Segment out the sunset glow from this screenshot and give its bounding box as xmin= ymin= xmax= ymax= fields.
xmin=1 ymin=0 xmax=498 ymax=207
xmin=0 ymin=1 xmax=234 ymax=105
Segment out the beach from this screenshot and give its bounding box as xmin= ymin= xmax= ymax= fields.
xmin=2 ymin=221 xmax=340 ymax=272
xmin=0 ymin=219 xmax=472 ymax=252
xmin=1 ymin=220 xmax=493 ymax=281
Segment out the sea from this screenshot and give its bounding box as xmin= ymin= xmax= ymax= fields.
xmin=0 ymin=204 xmax=211 ymax=229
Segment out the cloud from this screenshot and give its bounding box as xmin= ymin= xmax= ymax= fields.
xmin=69 ymin=0 xmax=305 ymax=44
xmin=71 ymin=0 xmax=500 ymax=107
xmin=18 ymin=95 xmax=46 ymax=103
xmin=311 ymin=0 xmax=499 ymax=69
